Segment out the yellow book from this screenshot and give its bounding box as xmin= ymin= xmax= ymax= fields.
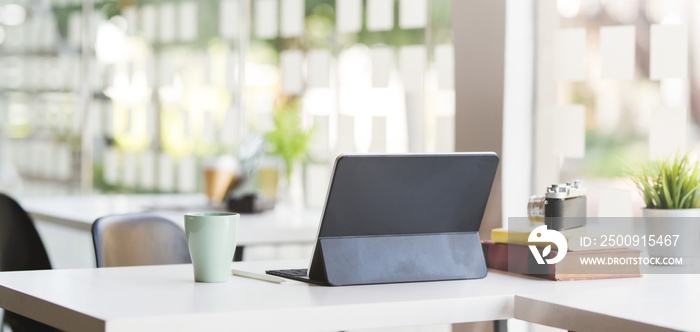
xmin=491 ymin=226 xmax=627 ymax=251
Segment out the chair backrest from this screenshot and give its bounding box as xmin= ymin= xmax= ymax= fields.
xmin=92 ymin=213 xmax=191 ymax=267
xmin=0 ymin=194 xmax=59 ymax=332
xmin=0 ymin=193 xmax=51 ymax=272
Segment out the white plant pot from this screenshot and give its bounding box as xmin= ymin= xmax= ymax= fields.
xmin=642 ymin=208 xmax=700 ymax=262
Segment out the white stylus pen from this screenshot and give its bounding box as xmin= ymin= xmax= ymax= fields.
xmin=231 ymin=269 xmax=287 ymax=284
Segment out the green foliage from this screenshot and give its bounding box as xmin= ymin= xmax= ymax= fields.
xmin=581 ymin=130 xmax=644 ymax=178
xmin=264 ymin=99 xmax=314 ymax=181
xmin=628 ymin=151 xmax=700 ymax=209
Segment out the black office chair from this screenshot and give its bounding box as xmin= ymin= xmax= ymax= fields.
xmin=0 ymin=193 xmax=60 ymax=332
xmin=92 ymin=213 xmax=192 ymax=267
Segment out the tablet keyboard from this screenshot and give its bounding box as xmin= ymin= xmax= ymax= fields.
xmin=266 ymin=268 xmax=308 ymax=278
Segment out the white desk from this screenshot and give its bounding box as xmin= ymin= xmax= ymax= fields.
xmin=0 ymin=261 xmax=692 ymax=332
xmin=18 ymin=195 xmax=322 ymax=268
xmin=19 ymin=194 xmax=322 ymax=246
xmin=2 ymin=261 xmax=509 ymax=332
xmin=515 ymin=274 xmax=700 ymax=331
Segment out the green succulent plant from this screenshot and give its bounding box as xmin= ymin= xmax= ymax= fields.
xmin=628 ymin=151 xmax=700 ymax=209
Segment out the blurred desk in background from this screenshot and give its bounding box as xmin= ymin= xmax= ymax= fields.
xmin=18 ymin=194 xmax=322 ymax=268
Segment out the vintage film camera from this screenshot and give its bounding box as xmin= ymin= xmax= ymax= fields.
xmin=527 ymin=180 xmax=587 ymax=230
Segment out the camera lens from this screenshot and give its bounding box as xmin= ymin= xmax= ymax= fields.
xmin=527 ymin=195 xmax=546 ymax=223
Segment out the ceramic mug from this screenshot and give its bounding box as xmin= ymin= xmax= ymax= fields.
xmin=185 ymin=212 xmax=239 ymax=282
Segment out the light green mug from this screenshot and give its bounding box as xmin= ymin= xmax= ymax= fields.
xmin=185 ymin=212 xmax=239 ymax=283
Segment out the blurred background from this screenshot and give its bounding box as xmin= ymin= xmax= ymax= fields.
xmin=0 ymin=0 xmax=454 ymax=210
xmin=534 ymin=0 xmax=700 ymax=219
xmin=0 ymin=0 xmax=699 ymax=224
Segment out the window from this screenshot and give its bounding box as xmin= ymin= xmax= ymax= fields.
xmin=0 ymin=0 xmax=456 ymax=203
xmin=533 ymin=0 xmax=696 ymax=217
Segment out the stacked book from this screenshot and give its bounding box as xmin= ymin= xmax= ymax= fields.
xmin=483 ymin=226 xmax=642 ymax=281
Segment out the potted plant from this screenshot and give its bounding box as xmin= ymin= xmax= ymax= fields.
xmin=264 ymin=97 xmax=314 ymax=205
xmin=628 ymin=151 xmax=700 ymax=261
